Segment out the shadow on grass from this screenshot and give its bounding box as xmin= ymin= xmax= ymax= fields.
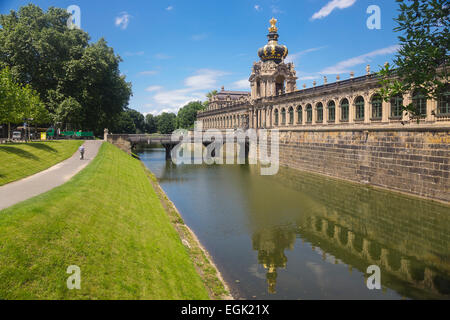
xmin=26 ymin=142 xmax=57 ymax=153
xmin=0 ymin=146 xmax=39 ymax=160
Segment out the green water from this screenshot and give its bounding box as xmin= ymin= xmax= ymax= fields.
xmin=140 ymin=148 xmax=450 ymax=300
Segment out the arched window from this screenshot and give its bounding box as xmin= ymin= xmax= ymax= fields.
xmin=316 ymin=103 xmax=323 ymax=123
xmin=281 ymin=108 xmax=286 ymax=125
xmin=371 ymin=94 xmax=383 ymax=119
xmin=355 ymin=96 xmax=365 ymax=120
xmin=341 ymin=99 xmax=349 ymax=121
xmin=437 ymin=84 xmax=450 ymax=115
xmin=328 ymin=101 xmax=335 ymax=122
xmin=412 ymin=89 xmax=427 ymax=117
xmin=274 ymin=109 xmax=279 ymax=125
xmin=297 ymin=105 xmax=303 ymax=124
xmin=390 ymin=94 xmax=403 ymax=118
xmin=306 ymin=104 xmax=312 ymax=123
xmin=288 ymin=107 xmax=294 ymax=124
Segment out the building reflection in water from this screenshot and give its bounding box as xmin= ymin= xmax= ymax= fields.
xmin=141 ymin=147 xmax=450 ymax=299
xmin=246 ymin=164 xmax=450 ymax=299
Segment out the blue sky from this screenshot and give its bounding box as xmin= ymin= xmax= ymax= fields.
xmin=1 ymin=0 xmax=402 ymax=115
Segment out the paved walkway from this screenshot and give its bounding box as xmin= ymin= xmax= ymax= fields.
xmin=0 ymin=140 xmax=103 ymax=211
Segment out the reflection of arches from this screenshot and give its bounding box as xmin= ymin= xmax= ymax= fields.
xmin=387 ymin=250 xmax=402 ymax=271
xmin=410 ymin=261 xmax=425 ymax=281
xmin=274 ymin=109 xmax=279 ymax=125
xmin=338 ymin=227 xmax=348 ymax=245
xmin=369 ymin=241 xmax=382 ymax=260
xmin=326 ymin=221 xmax=335 ymax=238
xmin=281 ymin=108 xmax=286 ymax=125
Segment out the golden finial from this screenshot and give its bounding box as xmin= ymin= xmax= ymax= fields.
xmin=269 ymin=17 xmax=278 ymax=33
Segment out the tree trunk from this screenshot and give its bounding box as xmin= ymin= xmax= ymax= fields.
xmin=8 ymin=123 xmax=10 ymax=140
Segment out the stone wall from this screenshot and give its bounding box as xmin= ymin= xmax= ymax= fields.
xmin=107 ymin=135 xmax=132 ymax=155
xmin=268 ymin=127 xmax=449 ymax=202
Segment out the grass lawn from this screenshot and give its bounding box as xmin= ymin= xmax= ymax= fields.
xmin=0 ymin=140 xmax=83 ymax=186
xmin=0 ymin=143 xmax=210 ymax=299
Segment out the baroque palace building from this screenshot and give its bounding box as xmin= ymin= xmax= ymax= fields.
xmin=197 ymin=18 xmax=450 ymax=130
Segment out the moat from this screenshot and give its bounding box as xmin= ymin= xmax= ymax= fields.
xmin=140 ymin=147 xmax=450 ymax=300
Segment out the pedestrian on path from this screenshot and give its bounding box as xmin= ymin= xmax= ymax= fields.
xmin=79 ymin=145 xmax=85 ymax=160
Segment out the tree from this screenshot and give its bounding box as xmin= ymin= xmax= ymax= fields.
xmin=126 ymin=109 xmax=146 ymax=133
xmin=176 ymin=101 xmax=204 ymax=129
xmin=145 ymin=114 xmax=157 ymax=133
xmin=378 ymin=0 xmax=449 ymax=122
xmin=54 ymin=97 xmax=83 ymax=130
xmin=156 ymin=112 xmax=176 ymax=134
xmin=111 ymin=111 xmax=136 ymax=134
xmin=204 ymin=90 xmax=218 ymax=108
xmin=0 ymin=4 xmax=132 ymax=134
xmin=0 ymin=67 xmax=47 ymax=139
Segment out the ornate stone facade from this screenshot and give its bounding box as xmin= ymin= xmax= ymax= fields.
xmin=197 ymin=19 xmax=450 ymax=130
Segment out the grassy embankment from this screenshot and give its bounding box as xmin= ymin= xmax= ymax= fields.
xmin=0 ymin=142 xmax=227 ymax=299
xmin=0 ymin=140 xmax=83 ymax=186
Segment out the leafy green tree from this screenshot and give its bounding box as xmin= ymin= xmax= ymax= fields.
xmin=145 ymin=114 xmax=157 ymax=133
xmin=126 ymin=109 xmax=146 ymax=133
xmin=111 ymin=111 xmax=136 ymax=134
xmin=203 ymin=90 xmax=218 ymax=108
xmin=0 ymin=4 xmax=132 ymax=134
xmin=379 ymin=0 xmax=449 ymax=122
xmin=176 ymin=101 xmax=204 ymax=129
xmin=156 ymin=112 xmax=176 ymax=134
xmin=0 ymin=67 xmax=47 ymax=139
xmin=54 ymin=97 xmax=83 ymax=130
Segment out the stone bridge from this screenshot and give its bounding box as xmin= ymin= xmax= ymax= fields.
xmin=106 ymin=132 xmax=251 ymax=160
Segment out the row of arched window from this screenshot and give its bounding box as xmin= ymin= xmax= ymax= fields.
xmin=203 ymin=113 xmax=246 ymax=128
xmin=271 ymin=88 xmax=449 ymax=126
xmin=202 ymin=85 xmax=449 ymax=128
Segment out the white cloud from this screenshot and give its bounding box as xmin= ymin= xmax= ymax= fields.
xmin=115 ymin=12 xmax=131 ymax=29
xmin=311 ymin=0 xmax=356 ymax=20
xmin=254 ymin=5 xmax=262 ymax=12
xmin=166 ymin=6 xmax=174 ymax=11
xmin=320 ymin=45 xmax=400 ymax=74
xmin=184 ymin=69 xmax=229 ymax=90
xmin=285 ymin=46 xmax=327 ymax=64
xmin=231 ymin=79 xmax=250 ymax=90
xmin=145 ymin=85 xmax=163 ymax=92
xmin=145 ymin=69 xmax=228 ymax=112
xmin=146 ymin=108 xmax=180 ymax=116
xmin=139 ymin=70 xmax=159 ymax=76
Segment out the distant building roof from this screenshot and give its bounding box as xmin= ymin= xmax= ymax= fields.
xmin=215 ymin=87 xmax=250 ymax=101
